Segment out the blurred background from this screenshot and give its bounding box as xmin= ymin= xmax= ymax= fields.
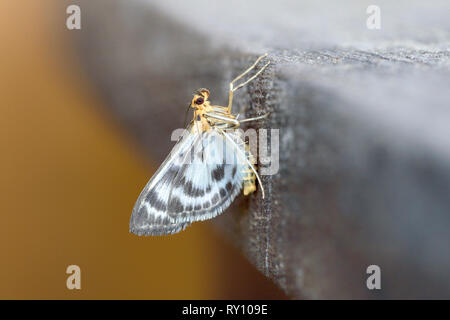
xmin=2 ymin=0 xmax=449 ymax=300
xmin=0 ymin=1 xmax=286 ymax=299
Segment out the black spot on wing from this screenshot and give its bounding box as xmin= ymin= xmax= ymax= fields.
xmin=194 ymin=204 xmax=202 ymax=210
xmin=202 ymin=201 xmax=210 ymax=209
xmin=211 ymin=194 xmax=219 ymax=205
xmin=168 ymin=196 xmax=184 ymax=214
xmin=220 ymin=188 xmax=226 ymax=197
xmin=211 ymin=164 xmax=225 ymax=181
xmin=183 ymin=180 xmax=205 ymax=197
xmin=160 ymin=167 xmax=180 ymax=185
xmin=232 ymin=166 xmax=237 ymax=178
xmin=145 ymin=189 xmax=167 ymax=211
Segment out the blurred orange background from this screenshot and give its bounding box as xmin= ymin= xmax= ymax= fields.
xmin=0 ymin=1 xmax=285 ymax=299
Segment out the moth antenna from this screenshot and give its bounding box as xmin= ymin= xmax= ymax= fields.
xmin=183 ymin=102 xmax=191 ymax=129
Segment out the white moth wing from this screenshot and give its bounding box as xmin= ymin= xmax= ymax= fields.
xmin=167 ymin=129 xmax=247 ymax=223
xmin=129 ymin=128 xmax=199 ymax=236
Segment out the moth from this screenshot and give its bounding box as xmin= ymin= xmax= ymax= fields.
xmin=130 ymin=54 xmax=270 ymax=236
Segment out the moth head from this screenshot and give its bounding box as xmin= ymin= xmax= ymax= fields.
xmin=191 ymin=88 xmax=210 ymax=108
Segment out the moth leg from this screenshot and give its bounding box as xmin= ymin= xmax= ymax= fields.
xmin=212 ymin=113 xmax=270 ymax=130
xmin=203 ymin=112 xmax=240 ymax=127
xmin=227 ymin=54 xmax=270 ymax=113
xmin=239 ymin=112 xmax=270 ymax=123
